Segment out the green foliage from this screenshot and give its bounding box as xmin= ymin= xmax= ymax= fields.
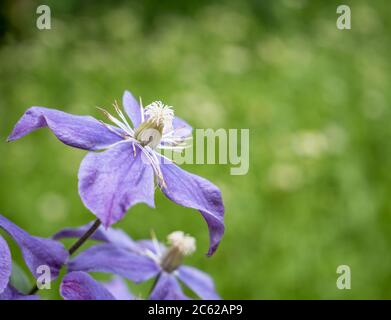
xmin=10 ymin=260 xmax=31 ymax=294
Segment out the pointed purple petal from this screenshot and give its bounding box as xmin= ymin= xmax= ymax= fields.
xmin=7 ymin=107 xmax=122 ymax=151
xmin=123 ymin=90 xmax=142 ymax=128
xmin=0 ymin=284 xmax=39 ymax=300
xmin=0 ymin=214 xmax=68 ymax=280
xmin=60 ymin=272 xmax=115 ymax=300
xmin=172 ymin=116 xmax=192 ymax=138
xmin=149 ymin=272 xmax=190 ymax=300
xmin=159 ymin=162 xmax=225 ymax=256
xmin=68 ymin=243 xmax=160 ymax=283
xmin=0 ymin=235 xmax=11 ymax=293
xmin=53 ymin=223 xmax=139 ymax=251
xmin=177 ymin=266 xmax=220 ymax=300
xmin=103 ymin=277 xmax=133 ymax=300
xmin=78 ymin=143 xmax=155 ymax=227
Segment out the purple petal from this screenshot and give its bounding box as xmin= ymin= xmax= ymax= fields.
xmin=149 ymin=272 xmax=190 ymax=300
xmin=68 ymin=243 xmax=160 ymax=283
xmin=7 ymin=107 xmax=123 ymax=151
xmin=78 ymin=143 xmax=155 ymax=228
xmin=0 ymin=235 xmax=11 ymax=293
xmin=177 ymin=266 xmax=220 ymax=300
xmin=0 ymin=284 xmax=39 ymax=300
xmin=136 ymin=240 xmax=167 ymax=256
xmin=103 ymin=277 xmax=133 ymax=300
xmin=159 ymin=162 xmax=225 ymax=256
xmin=0 ymin=214 xmax=68 ymax=280
xmin=60 ymin=272 xmax=115 ymax=300
xmin=172 ymin=116 xmax=193 ymax=138
xmin=53 ymin=223 xmax=139 ymax=252
xmin=123 ymin=90 xmax=142 ymax=128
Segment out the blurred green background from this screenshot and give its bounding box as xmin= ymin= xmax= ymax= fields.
xmin=0 ymin=0 xmax=390 ymax=299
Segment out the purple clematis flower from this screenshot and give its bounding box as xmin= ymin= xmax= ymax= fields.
xmin=0 ymin=214 xmax=68 ymax=300
xmin=8 ymin=90 xmax=224 ymax=256
xmin=54 ymin=224 xmax=220 ymax=300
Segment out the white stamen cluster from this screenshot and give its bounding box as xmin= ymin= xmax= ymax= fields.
xmin=167 ymin=231 xmax=196 ymax=256
xmin=144 ymin=101 xmax=174 ymax=133
xmin=144 ymin=231 xmax=197 ymax=273
xmin=98 ymin=98 xmax=192 ymax=188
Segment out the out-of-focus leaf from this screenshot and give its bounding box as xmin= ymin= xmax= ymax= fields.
xmin=10 ymin=261 xmax=31 ymax=294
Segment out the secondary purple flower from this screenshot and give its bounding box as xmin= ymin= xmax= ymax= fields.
xmin=55 ymin=224 xmax=220 ymax=300
xmin=0 ymin=214 xmax=68 ymax=300
xmin=144 ymin=231 xmax=221 ymax=300
xmin=8 ymin=90 xmax=224 ymax=256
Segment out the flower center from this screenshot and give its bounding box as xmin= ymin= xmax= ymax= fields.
xmin=134 ymin=101 xmax=174 ymax=148
xmin=160 ymin=231 xmax=196 ymax=273
xmin=145 ymin=101 xmax=174 ymax=131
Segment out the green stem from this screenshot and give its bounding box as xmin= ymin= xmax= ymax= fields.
xmin=28 ymin=219 xmax=102 ymax=295
xmin=148 ymin=272 xmax=162 ymax=297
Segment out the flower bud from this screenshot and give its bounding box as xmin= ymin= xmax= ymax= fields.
xmin=134 ymin=101 xmax=174 ymax=148
xmin=160 ymin=231 xmax=196 ymax=273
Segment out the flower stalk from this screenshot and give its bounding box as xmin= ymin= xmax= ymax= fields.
xmin=28 ymin=219 xmax=101 ymax=295
xmin=68 ymin=219 xmax=101 ymax=255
